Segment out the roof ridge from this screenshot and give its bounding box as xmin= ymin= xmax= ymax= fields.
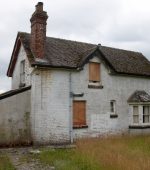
xmin=18 ymin=31 xmax=96 ymax=46
xmin=101 ymin=45 xmax=142 ymax=54
xmin=47 ymin=36 xmax=97 ymax=46
xmin=18 ymin=31 xmax=143 ymax=54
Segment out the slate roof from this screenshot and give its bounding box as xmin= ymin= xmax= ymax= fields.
xmin=7 ymin=32 xmax=150 ymax=77
xmin=128 ymin=91 xmax=150 ymax=103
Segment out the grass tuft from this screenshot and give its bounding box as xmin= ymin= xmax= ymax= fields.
xmin=0 ymin=154 xmax=15 ymax=170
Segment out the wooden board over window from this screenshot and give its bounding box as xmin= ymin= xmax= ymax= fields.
xmin=73 ymin=101 xmax=86 ymax=127
xmin=89 ymin=62 xmax=100 ymax=82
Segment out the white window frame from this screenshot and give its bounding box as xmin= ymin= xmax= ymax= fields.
xmin=20 ymin=60 xmax=25 ymax=85
xmin=132 ymin=105 xmax=139 ymax=124
xmin=143 ymin=105 xmax=150 ymax=124
xmin=131 ymin=105 xmax=150 ymax=125
xmin=110 ymin=100 xmax=116 ymax=114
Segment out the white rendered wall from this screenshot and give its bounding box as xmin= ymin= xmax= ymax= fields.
xmin=31 ymin=69 xmax=70 ymax=144
xmin=30 ymin=56 xmax=150 ymax=144
xmin=12 ymin=45 xmax=32 ymax=89
xmin=72 ymin=56 xmax=150 ymax=139
xmin=0 ymin=90 xmax=31 ymax=146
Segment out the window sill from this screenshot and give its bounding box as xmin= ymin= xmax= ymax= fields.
xmin=110 ymin=114 xmax=118 ymax=118
xmin=73 ymin=125 xmax=88 ymax=129
xmin=19 ymin=83 xmax=26 ymax=88
xmin=129 ymin=125 xmax=150 ymax=129
xmin=88 ymin=84 xmax=103 ymax=89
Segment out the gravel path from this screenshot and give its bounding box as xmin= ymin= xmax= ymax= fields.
xmin=0 ymin=147 xmax=55 ymax=170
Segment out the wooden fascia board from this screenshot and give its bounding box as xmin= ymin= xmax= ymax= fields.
xmin=7 ymin=36 xmax=21 ymax=77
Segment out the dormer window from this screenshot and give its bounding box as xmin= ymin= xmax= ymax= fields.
xmin=89 ymin=62 xmax=100 ymax=83
xmin=20 ymin=60 xmax=25 ymax=87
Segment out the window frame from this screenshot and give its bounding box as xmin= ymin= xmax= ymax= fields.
xmin=131 ymin=105 xmax=150 ymax=125
xmin=133 ymin=105 xmax=139 ymax=124
xmin=20 ymin=60 xmax=25 ymax=85
xmin=143 ymin=105 xmax=150 ymax=124
xmin=110 ymin=100 xmax=116 ymax=113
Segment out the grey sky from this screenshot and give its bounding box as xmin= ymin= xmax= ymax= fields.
xmin=0 ymin=0 xmax=150 ymax=93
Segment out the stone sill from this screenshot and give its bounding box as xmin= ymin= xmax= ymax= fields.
xmin=73 ymin=125 xmax=88 ymax=129
xmin=129 ymin=125 xmax=150 ymax=129
xmin=88 ymin=84 xmax=103 ymax=89
xmin=110 ymin=114 xmax=118 ymax=118
xmin=19 ymin=83 xmax=26 ymax=88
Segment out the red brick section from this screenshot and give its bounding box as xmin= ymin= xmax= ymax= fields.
xmin=30 ymin=2 xmax=48 ymax=59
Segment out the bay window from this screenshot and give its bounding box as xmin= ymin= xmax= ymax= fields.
xmin=143 ymin=106 xmax=150 ymax=123
xmin=133 ymin=106 xmax=139 ymax=124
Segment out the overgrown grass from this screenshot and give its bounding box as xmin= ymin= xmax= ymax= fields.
xmin=0 ymin=154 xmax=15 ymax=170
xmin=31 ymin=148 xmax=101 ymax=170
xmin=30 ymin=135 xmax=150 ymax=170
xmin=77 ymin=135 xmax=150 ymax=170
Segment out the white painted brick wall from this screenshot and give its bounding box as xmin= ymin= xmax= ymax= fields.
xmin=30 ymin=56 xmax=150 ymax=144
xmin=31 ymin=69 xmax=70 ymax=144
xmin=72 ymin=57 xmax=150 ymax=139
xmin=12 ymin=45 xmax=32 ymax=89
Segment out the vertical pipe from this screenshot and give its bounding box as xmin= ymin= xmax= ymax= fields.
xmin=69 ymin=72 xmax=73 ymax=143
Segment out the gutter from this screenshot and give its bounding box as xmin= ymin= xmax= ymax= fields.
xmin=31 ymin=63 xmax=77 ymax=70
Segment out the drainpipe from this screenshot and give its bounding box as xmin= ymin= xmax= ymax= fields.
xmin=69 ymin=72 xmax=73 ymax=143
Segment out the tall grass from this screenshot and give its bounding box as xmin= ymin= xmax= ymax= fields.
xmin=76 ymin=135 xmax=150 ymax=170
xmin=31 ymin=135 xmax=150 ymax=170
xmin=0 ymin=154 xmax=15 ymax=170
xmin=33 ymin=148 xmax=102 ymax=170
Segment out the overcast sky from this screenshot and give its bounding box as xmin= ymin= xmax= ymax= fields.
xmin=0 ymin=0 xmax=150 ymax=93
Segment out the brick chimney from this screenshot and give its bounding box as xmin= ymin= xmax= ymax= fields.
xmin=30 ymin=2 xmax=48 ymax=59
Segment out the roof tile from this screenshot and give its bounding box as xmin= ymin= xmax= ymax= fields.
xmin=19 ymin=32 xmax=150 ymax=77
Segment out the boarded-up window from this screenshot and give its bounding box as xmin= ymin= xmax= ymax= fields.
xmin=89 ymin=62 xmax=100 ymax=82
xmin=133 ymin=106 xmax=139 ymax=124
xmin=73 ymin=101 xmax=86 ymax=127
xmin=143 ymin=106 xmax=150 ymax=123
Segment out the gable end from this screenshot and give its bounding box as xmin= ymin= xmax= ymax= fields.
xmin=78 ymin=47 xmax=116 ymax=74
xmin=7 ymin=33 xmax=33 ymax=77
xmin=7 ymin=35 xmax=21 ymax=77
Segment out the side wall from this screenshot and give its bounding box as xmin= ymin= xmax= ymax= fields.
xmin=31 ymin=69 xmax=70 ymax=144
xmin=0 ymin=90 xmax=31 ymax=146
xmin=31 ymin=57 xmax=150 ymax=144
xmin=12 ymin=45 xmax=32 ymax=89
xmin=72 ymin=57 xmax=150 ymax=138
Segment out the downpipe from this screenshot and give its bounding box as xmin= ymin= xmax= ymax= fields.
xmin=69 ymin=72 xmax=73 ymax=143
